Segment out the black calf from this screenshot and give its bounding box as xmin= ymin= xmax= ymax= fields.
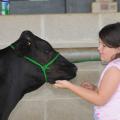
xmin=0 ymin=31 xmax=77 ymax=120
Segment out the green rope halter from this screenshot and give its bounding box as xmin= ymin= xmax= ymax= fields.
xmin=10 ymin=45 xmax=60 ymax=82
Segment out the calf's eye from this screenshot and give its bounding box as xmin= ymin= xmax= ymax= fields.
xmin=27 ymin=41 xmax=31 ymax=46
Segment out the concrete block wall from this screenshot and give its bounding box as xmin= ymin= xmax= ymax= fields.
xmin=0 ymin=13 xmax=120 ymax=49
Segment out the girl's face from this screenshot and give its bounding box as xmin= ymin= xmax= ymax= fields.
xmin=98 ymin=39 xmax=120 ymax=62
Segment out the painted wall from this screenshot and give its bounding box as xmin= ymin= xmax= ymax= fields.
xmin=0 ymin=13 xmax=120 ymax=49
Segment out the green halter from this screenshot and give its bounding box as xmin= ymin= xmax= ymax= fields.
xmin=10 ymin=45 xmax=60 ymax=82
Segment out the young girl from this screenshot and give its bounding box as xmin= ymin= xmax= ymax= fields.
xmin=54 ymin=22 xmax=120 ymax=120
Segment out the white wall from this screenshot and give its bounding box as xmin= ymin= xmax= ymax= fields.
xmin=0 ymin=13 xmax=120 ymax=49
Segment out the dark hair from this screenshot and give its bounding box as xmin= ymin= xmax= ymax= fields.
xmin=99 ymin=22 xmax=120 ymax=48
xmin=99 ymin=22 xmax=120 ymax=58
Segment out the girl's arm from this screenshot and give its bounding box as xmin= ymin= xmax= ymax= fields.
xmin=54 ymin=67 xmax=120 ymax=106
xmin=80 ymin=81 xmax=98 ymax=91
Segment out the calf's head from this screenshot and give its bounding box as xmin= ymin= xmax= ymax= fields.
xmin=12 ymin=30 xmax=77 ymax=84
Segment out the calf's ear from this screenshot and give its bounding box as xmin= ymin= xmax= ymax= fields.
xmin=14 ymin=30 xmax=34 ymax=56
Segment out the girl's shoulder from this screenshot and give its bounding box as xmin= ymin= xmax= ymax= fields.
xmin=107 ymin=58 xmax=120 ymax=70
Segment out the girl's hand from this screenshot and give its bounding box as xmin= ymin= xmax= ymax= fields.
xmin=54 ymin=80 xmax=72 ymax=89
xmin=80 ymin=81 xmax=98 ymax=91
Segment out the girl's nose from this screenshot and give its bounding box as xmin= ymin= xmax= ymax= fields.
xmin=97 ymin=46 xmax=100 ymax=51
xmin=97 ymin=45 xmax=100 ymax=52
xmin=98 ymin=44 xmax=102 ymax=52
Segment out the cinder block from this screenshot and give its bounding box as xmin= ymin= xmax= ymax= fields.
xmin=92 ymin=2 xmax=117 ymax=13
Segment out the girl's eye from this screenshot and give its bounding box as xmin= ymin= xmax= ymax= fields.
xmin=103 ymin=44 xmax=106 ymax=47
